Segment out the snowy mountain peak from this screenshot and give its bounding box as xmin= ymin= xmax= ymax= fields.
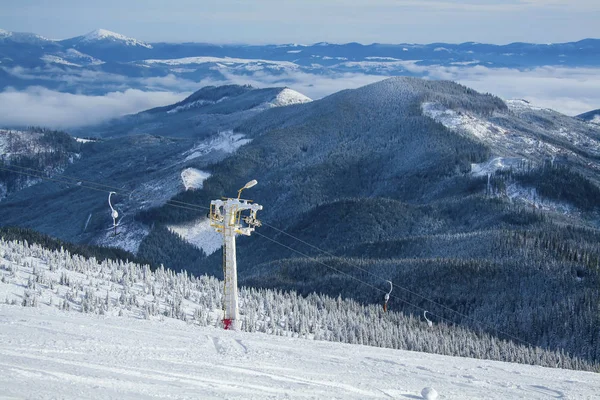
xmin=270 ymin=88 xmax=312 ymax=107
xmin=81 ymin=29 xmax=152 ymax=49
xmin=0 ymin=29 xmax=51 ymax=43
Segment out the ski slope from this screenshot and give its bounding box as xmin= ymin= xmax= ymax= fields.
xmin=1 ymin=306 xmax=599 ymax=400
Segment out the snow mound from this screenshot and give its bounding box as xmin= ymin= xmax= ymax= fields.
xmin=421 ymin=387 xmax=439 ymax=400
xmin=168 ymin=218 xmax=222 ymax=255
xmin=82 ymin=29 xmax=152 ymax=49
xmin=181 ymin=168 xmax=210 ymax=191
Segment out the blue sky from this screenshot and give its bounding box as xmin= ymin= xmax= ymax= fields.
xmin=1 ymin=0 xmax=598 ymax=44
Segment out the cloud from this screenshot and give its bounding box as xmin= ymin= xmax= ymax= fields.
xmin=0 ymin=87 xmax=188 ymax=128
xmin=423 ymin=65 xmax=600 ymax=116
xmin=213 ymin=64 xmax=600 ymax=116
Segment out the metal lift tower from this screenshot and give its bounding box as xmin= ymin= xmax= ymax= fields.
xmin=209 ymin=180 xmax=262 ymax=330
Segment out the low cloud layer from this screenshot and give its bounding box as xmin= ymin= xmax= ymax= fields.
xmin=439 ymin=65 xmax=600 ymax=116
xmin=0 ymin=65 xmax=599 ymax=129
xmin=0 ymin=87 xmax=188 ymax=128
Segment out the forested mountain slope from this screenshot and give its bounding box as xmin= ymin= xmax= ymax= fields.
xmin=139 ymin=78 xmax=600 ymax=365
xmin=1 ymin=77 xmax=599 ymax=367
xmin=79 ymin=84 xmax=311 ymax=139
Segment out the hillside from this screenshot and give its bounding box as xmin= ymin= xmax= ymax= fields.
xmin=81 ymin=84 xmax=311 ymax=138
xmin=141 ymin=77 xmax=600 ymax=365
xmin=2 ymin=307 xmax=600 ymax=399
xmin=577 ymin=109 xmax=600 ymax=124
xmin=1 ymin=237 xmax=599 ymax=399
xmin=1 ymin=78 xmax=600 ymax=369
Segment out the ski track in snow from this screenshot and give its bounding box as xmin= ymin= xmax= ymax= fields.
xmin=0 ymin=306 xmax=599 ymax=399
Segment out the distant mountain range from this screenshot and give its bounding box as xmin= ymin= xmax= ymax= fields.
xmin=2 ymin=28 xmax=600 ymax=98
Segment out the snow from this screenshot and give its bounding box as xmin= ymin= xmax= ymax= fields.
xmin=166 ymin=98 xmax=227 ymax=114
xmin=41 ymin=55 xmax=81 ymax=67
xmin=81 ymin=29 xmax=152 ymax=49
xmin=183 ymin=131 xmax=252 ymax=162
xmin=421 ymin=102 xmax=510 ymax=141
xmin=1 ymin=239 xmax=600 ymax=399
xmin=287 ymin=50 xmax=302 ymax=54
xmin=1 ymin=308 xmax=599 ymax=399
xmin=259 ymin=88 xmax=312 ymax=109
xmin=74 ymin=137 xmax=97 ymax=143
xmin=506 ymin=99 xmax=546 ymax=112
xmin=143 ymin=56 xmax=297 ymax=70
xmin=591 ymin=115 xmax=600 ymax=125
xmin=166 ymin=89 xmax=308 ymax=114
xmin=181 ymin=168 xmax=211 ymax=191
xmin=64 ymin=49 xmax=105 ymax=65
xmin=421 ymin=387 xmax=439 ymax=400
xmin=365 ymin=57 xmax=400 ymax=61
xmin=168 ymin=217 xmax=222 ymax=255
xmin=421 ymin=102 xmax=591 ymax=160
xmin=470 ymin=157 xmax=526 ymax=177
xmin=0 ymin=28 xmax=12 ymax=38
xmin=0 ymin=129 xmax=55 ymax=159
xmin=94 ymin=221 xmax=149 ymax=254
xmin=504 ymin=183 xmax=574 ymax=214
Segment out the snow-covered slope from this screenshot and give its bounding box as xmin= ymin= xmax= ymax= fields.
xmin=1 ymin=306 xmax=598 ymax=400
xmin=0 ymin=29 xmax=53 ymax=44
xmin=168 ymin=217 xmax=222 ymax=256
xmin=80 ymin=28 xmax=152 ymax=49
xmin=143 ymin=56 xmax=296 ymax=68
xmin=181 ymin=167 xmax=211 ymax=191
xmin=1 ymin=238 xmax=599 ymax=399
xmin=265 ymin=88 xmax=312 ymax=107
xmin=421 ymin=97 xmax=600 ymax=212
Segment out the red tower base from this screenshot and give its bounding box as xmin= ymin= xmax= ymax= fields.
xmin=223 ymin=319 xmax=233 ymax=330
